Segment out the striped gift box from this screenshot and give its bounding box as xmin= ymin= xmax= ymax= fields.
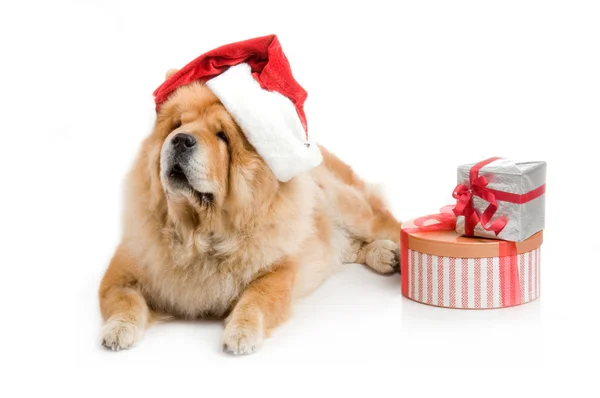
xmin=401 ymin=219 xmax=543 ymax=309
xmin=406 ymin=248 xmax=540 ymax=309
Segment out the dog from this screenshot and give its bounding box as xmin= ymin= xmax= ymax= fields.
xmin=98 ymin=69 xmax=403 ymax=354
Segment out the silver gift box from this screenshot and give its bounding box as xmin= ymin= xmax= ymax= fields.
xmin=455 ymin=158 xmax=546 ymax=242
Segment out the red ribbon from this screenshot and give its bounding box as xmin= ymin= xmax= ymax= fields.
xmin=499 ymin=241 xmax=521 ymax=307
xmin=401 ymin=229 xmax=410 ymax=296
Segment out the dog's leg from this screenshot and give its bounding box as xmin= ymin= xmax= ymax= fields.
xmin=99 ymin=244 xmax=149 ymax=351
xmin=222 ymin=260 xmax=296 ymax=355
xmin=343 ymin=239 xmax=399 ymax=274
xmin=327 ymin=186 xmax=402 ymax=273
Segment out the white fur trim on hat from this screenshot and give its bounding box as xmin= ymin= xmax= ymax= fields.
xmin=206 ymin=63 xmax=322 ymax=182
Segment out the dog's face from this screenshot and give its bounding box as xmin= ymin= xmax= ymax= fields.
xmin=147 ymin=71 xmax=277 ymax=222
xmin=158 ymin=83 xmax=234 ymax=208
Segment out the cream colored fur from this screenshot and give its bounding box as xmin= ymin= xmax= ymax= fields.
xmin=98 ymin=80 xmax=402 ymax=354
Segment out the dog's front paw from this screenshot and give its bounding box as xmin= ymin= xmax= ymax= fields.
xmin=222 ymin=314 xmax=265 ymax=355
xmin=365 ymin=240 xmax=400 ymax=274
xmin=101 ymin=317 xmax=143 ymax=351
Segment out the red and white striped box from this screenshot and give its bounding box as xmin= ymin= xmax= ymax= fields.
xmin=400 ymin=219 xmax=543 ymax=309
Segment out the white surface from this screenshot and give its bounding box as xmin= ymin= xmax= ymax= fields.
xmin=0 ymin=0 xmax=598 ymax=396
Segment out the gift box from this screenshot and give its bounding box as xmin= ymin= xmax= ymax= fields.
xmin=400 ymin=212 xmax=543 ymax=309
xmin=453 ymin=157 xmax=546 ymax=242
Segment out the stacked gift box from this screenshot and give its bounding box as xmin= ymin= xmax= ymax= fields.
xmin=400 ymin=157 xmax=546 ymax=309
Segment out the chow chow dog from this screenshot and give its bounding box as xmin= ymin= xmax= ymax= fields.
xmin=98 ymin=69 xmax=403 ymax=354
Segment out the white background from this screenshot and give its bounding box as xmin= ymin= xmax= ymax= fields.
xmin=1 ymin=0 xmax=598 ymax=396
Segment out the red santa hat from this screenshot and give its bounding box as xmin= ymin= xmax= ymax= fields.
xmin=153 ymin=34 xmax=322 ymax=182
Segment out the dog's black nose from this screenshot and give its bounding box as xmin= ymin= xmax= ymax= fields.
xmin=172 ymin=133 xmax=196 ymax=151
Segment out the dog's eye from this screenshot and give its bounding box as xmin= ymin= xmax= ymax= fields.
xmin=173 ymin=121 xmax=182 ymax=130
xmin=216 ymin=131 xmax=228 ymax=144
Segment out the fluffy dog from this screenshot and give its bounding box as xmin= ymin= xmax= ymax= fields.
xmin=99 ymin=70 xmax=403 ymax=354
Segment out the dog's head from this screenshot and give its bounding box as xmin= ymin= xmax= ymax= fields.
xmin=144 ymin=69 xmax=278 ymax=225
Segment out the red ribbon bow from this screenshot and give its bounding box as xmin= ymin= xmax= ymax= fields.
xmin=452 ymin=157 xmax=508 ymax=236
xmin=405 ymin=205 xmax=457 ymax=233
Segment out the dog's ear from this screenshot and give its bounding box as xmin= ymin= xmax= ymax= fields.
xmin=165 ymin=68 xmax=179 ymax=80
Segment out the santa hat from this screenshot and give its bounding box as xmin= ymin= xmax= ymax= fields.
xmin=153 ymin=34 xmax=322 ymax=182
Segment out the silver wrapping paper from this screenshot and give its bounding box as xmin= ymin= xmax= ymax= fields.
xmin=455 ymin=158 xmax=546 ymax=242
